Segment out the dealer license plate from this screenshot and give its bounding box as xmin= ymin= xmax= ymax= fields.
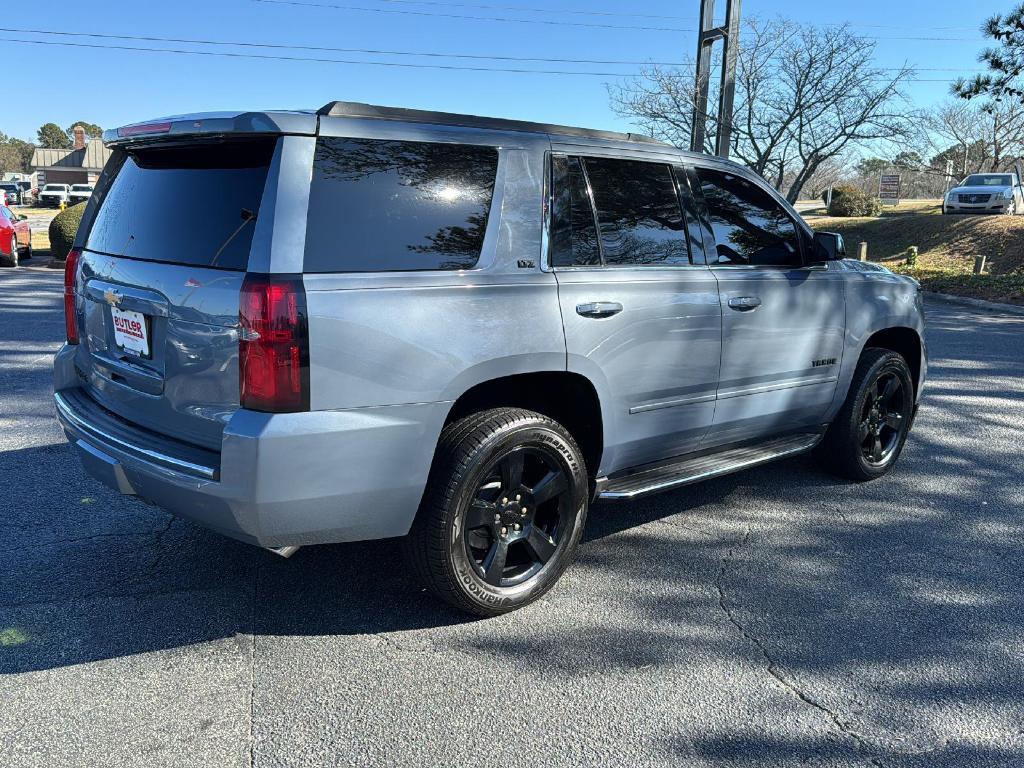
xmin=111 ymin=307 xmax=150 ymax=357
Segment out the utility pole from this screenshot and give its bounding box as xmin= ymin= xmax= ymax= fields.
xmin=691 ymin=0 xmax=742 ymax=158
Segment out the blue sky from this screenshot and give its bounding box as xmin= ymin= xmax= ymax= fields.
xmin=6 ymin=0 xmax=995 ymax=142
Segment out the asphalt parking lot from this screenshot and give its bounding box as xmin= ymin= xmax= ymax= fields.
xmin=1 ymin=266 xmax=1022 ymax=767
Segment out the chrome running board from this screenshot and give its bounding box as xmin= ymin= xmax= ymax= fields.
xmin=597 ymin=432 xmax=823 ymax=501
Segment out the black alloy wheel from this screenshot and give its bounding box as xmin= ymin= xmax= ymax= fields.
xmin=405 ymin=408 xmax=589 ymax=616
xmin=818 ymin=348 xmax=915 ymax=481
xmin=858 ymin=371 xmax=907 ymax=467
xmin=462 ymin=445 xmax=572 ymax=589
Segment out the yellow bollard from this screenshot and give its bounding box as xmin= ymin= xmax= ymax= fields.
xmin=60 ymin=201 xmax=67 ymax=212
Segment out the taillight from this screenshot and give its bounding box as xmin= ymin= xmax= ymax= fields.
xmin=239 ymin=274 xmax=310 ymax=413
xmin=64 ymin=248 xmax=81 ymax=344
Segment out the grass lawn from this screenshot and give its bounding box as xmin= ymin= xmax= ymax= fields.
xmin=804 ymin=200 xmax=1024 ymax=306
xmin=12 ymin=206 xmax=61 ymax=261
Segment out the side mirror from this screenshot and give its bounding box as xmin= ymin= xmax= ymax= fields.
xmin=812 ymin=231 xmax=846 ymax=261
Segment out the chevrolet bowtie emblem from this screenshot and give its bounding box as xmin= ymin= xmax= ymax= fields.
xmin=103 ymin=288 xmax=122 ymax=307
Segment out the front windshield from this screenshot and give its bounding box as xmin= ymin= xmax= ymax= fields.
xmin=72 ymin=185 xmax=92 ymax=191
xmin=43 ymin=185 xmax=64 ymax=191
xmin=963 ymin=174 xmax=1013 ymax=187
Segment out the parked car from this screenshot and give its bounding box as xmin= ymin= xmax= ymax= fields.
xmin=0 ymin=182 xmax=20 ymax=206
xmin=38 ymin=183 xmax=71 ymax=207
xmin=54 ymin=103 xmax=927 ymax=615
xmin=0 ymin=204 xmax=31 ymax=266
xmin=944 ymin=172 xmax=1023 ymax=214
xmin=68 ymin=184 xmax=94 ymax=205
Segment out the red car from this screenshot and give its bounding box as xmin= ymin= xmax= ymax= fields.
xmin=1 ymin=205 xmax=31 ymax=267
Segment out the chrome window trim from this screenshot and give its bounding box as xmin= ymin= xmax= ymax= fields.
xmin=551 ymin=263 xmax=711 ymax=273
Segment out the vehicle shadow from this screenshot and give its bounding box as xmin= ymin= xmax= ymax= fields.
xmin=0 ymin=437 xmax=771 ymax=676
xmin=3 ymin=394 xmax=1023 ymax=764
xmin=0 ymin=443 xmax=474 ymax=678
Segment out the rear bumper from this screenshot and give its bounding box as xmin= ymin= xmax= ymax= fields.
xmin=54 ymin=345 xmax=448 ymax=547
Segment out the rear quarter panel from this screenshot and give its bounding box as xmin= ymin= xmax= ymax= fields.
xmin=302 ymin=135 xmax=564 ymax=411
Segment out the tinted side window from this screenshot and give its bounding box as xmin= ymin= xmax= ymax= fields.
xmin=584 ymin=157 xmax=690 ymax=266
xmin=696 ymin=168 xmax=801 ymax=267
xmin=550 ymin=155 xmax=600 ymax=267
xmin=304 ymin=138 xmax=498 ymax=272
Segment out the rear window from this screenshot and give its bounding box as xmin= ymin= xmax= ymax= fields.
xmin=304 ymin=137 xmax=498 ymax=272
xmin=86 ymin=139 xmax=274 ymax=270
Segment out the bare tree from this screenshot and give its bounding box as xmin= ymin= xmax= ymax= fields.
xmin=608 ymin=18 xmax=916 ymax=202
xmin=983 ymin=102 xmax=1024 ymax=171
xmin=925 ymin=99 xmax=1024 ymax=175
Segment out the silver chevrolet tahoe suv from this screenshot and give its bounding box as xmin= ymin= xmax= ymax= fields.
xmin=54 ymin=102 xmax=926 ymax=616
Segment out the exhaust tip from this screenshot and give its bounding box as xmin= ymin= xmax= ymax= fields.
xmin=267 ymin=545 xmax=301 ymax=558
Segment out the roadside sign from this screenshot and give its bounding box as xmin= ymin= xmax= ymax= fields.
xmin=879 ymin=173 xmax=901 ymax=206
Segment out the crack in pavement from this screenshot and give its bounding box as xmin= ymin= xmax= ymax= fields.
xmin=4 ymin=515 xmax=184 ymax=608
xmin=715 ymin=525 xmax=891 ymax=768
xmin=6 ymin=528 xmax=169 ymax=552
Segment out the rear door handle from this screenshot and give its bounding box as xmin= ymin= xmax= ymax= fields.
xmin=576 ymin=301 xmax=623 ymax=319
xmin=727 ymin=296 xmax=762 ymax=311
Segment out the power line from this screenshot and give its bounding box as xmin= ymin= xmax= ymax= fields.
xmin=1 ymin=25 xmax=993 ymax=74
xmin=0 ymin=37 xmax=641 ymax=76
xmin=0 ymin=36 xmax=970 ymax=83
xmin=251 ymin=0 xmax=694 ymax=32
xmin=251 ymin=0 xmax=986 ymax=41
xmin=241 ymin=0 xmax=1017 ymax=36
xmin=0 ymin=26 xmax=686 ymax=66
xmin=341 ymin=0 xmax=697 ymax=22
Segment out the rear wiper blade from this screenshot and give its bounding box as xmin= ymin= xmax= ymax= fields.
xmin=211 ymin=208 xmax=257 ymax=267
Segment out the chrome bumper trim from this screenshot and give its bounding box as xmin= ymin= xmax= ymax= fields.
xmin=54 ymin=390 xmax=218 ymax=480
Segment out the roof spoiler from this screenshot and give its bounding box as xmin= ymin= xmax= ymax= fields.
xmin=317 ymin=100 xmax=670 ymax=146
xmin=104 ymin=111 xmax=317 ymax=147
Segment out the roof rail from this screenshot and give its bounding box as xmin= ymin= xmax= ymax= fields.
xmin=317 ymin=101 xmax=670 ymax=146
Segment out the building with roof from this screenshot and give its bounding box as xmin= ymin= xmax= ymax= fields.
xmin=30 ymin=125 xmax=112 ymax=186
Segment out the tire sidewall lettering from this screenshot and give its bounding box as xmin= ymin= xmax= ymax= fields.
xmin=447 ymin=422 xmax=587 ymax=610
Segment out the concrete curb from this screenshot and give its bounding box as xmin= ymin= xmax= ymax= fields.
xmin=46 ymin=259 xmax=65 ymax=270
xmin=924 ymin=290 xmax=1024 ymax=316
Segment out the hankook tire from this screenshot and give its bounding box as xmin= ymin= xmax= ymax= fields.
xmin=405 ymin=408 xmax=588 ymax=616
